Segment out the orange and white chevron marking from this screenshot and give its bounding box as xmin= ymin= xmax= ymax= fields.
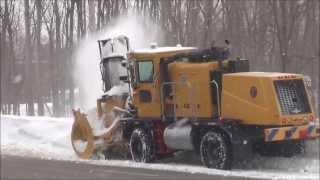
xmin=264 ymin=124 xmax=320 ymax=142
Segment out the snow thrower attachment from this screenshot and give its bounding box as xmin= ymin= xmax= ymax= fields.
xmin=72 ymin=37 xmax=319 ymax=170
xmin=71 ymin=36 xmax=130 ymax=159
xmin=71 ymin=95 xmax=129 ymax=159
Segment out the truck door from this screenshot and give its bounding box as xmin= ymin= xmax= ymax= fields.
xmin=132 ymin=59 xmax=161 ymax=118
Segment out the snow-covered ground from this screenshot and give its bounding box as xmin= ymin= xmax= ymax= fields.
xmin=1 ymin=115 xmax=319 ymax=180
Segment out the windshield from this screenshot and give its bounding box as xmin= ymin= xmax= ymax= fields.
xmin=137 ymin=60 xmax=154 ymax=82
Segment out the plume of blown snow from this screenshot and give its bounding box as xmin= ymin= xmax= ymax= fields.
xmin=73 ymin=12 xmax=163 ymax=111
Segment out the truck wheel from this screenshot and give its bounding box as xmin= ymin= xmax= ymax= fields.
xmin=130 ymin=128 xmax=154 ymax=163
xmin=200 ymin=131 xmax=232 ymax=170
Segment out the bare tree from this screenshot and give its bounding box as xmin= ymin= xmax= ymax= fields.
xmin=35 ymin=0 xmax=44 ymax=115
xmin=53 ymin=0 xmax=62 ymax=116
xmin=1 ymin=0 xmax=318 ymax=117
xmin=318 ymin=0 xmax=320 ymax=116
xmin=88 ymin=0 xmax=95 ymax=32
xmin=24 ymin=0 xmax=35 ymax=115
xmin=271 ymin=0 xmax=304 ymax=72
xmin=1 ymin=0 xmax=8 ymax=114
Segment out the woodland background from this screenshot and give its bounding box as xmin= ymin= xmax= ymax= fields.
xmin=1 ymin=0 xmax=319 ymax=117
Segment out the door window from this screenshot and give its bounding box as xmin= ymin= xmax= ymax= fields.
xmin=138 ymin=61 xmax=154 ymax=82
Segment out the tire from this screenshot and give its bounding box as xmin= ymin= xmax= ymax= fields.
xmin=200 ymin=131 xmax=232 ymax=170
xmin=130 ymin=128 xmax=154 ymax=163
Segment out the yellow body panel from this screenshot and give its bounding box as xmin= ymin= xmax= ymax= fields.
xmin=221 ymin=72 xmax=314 ymax=125
xmin=167 ymin=62 xmax=225 ymax=118
xmin=221 ymin=74 xmax=277 ymax=125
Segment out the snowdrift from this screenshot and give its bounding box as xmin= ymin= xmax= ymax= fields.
xmin=1 ymin=115 xmax=319 ymax=179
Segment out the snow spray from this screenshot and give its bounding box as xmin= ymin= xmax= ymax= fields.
xmin=73 ymin=13 xmax=163 ymax=111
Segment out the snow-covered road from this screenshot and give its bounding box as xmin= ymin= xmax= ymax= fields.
xmin=1 ymin=115 xmax=319 ymax=180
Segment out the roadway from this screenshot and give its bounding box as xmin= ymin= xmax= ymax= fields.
xmin=1 ymin=155 xmax=263 ymax=180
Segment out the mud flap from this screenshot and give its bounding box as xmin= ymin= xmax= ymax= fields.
xmin=221 ymin=125 xmax=261 ymax=162
xmin=232 ymin=138 xmax=253 ymax=162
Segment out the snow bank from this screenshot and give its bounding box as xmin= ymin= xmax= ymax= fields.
xmin=1 ymin=115 xmax=76 ymax=160
xmin=1 ymin=115 xmax=319 ymax=179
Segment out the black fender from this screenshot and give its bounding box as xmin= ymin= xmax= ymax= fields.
xmin=219 ymin=124 xmax=264 ymax=161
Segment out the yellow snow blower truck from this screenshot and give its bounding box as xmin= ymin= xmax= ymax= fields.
xmin=71 ymin=36 xmax=319 ymax=170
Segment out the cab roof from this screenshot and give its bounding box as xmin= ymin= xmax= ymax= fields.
xmin=132 ymin=47 xmax=196 ymax=55
xmin=225 ymin=72 xmax=303 ymax=78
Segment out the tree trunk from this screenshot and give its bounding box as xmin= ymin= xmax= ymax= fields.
xmin=8 ymin=11 xmax=16 ymax=115
xmin=69 ymin=0 xmax=75 ymax=111
xmin=279 ymin=0 xmax=288 ymax=72
xmin=24 ymin=0 xmax=35 ymax=116
xmin=97 ymin=0 xmax=101 ymax=30
xmin=82 ymin=0 xmax=86 ymax=37
xmin=318 ymin=0 xmax=320 ymax=118
xmin=47 ymin=19 xmax=55 ymax=117
xmin=88 ymin=0 xmax=95 ymax=32
xmin=1 ymin=0 xmax=8 ymax=114
xmin=35 ymin=0 xmax=44 ymax=116
xmin=77 ymin=0 xmax=83 ymax=41
xmin=53 ymin=0 xmax=61 ymax=116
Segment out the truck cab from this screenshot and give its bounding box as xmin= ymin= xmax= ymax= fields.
xmin=127 ymin=46 xmax=196 ymax=119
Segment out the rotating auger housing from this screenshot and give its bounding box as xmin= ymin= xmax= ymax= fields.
xmin=71 ymin=36 xmax=131 ymax=159
xmin=72 ymin=37 xmax=320 ymax=170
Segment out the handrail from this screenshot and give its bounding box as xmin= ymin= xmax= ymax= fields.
xmin=160 ymin=82 xmax=178 ymax=121
xmin=211 ymin=80 xmax=220 ymax=116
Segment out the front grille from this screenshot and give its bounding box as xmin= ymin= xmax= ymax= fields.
xmin=274 ymin=79 xmax=311 ymax=115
